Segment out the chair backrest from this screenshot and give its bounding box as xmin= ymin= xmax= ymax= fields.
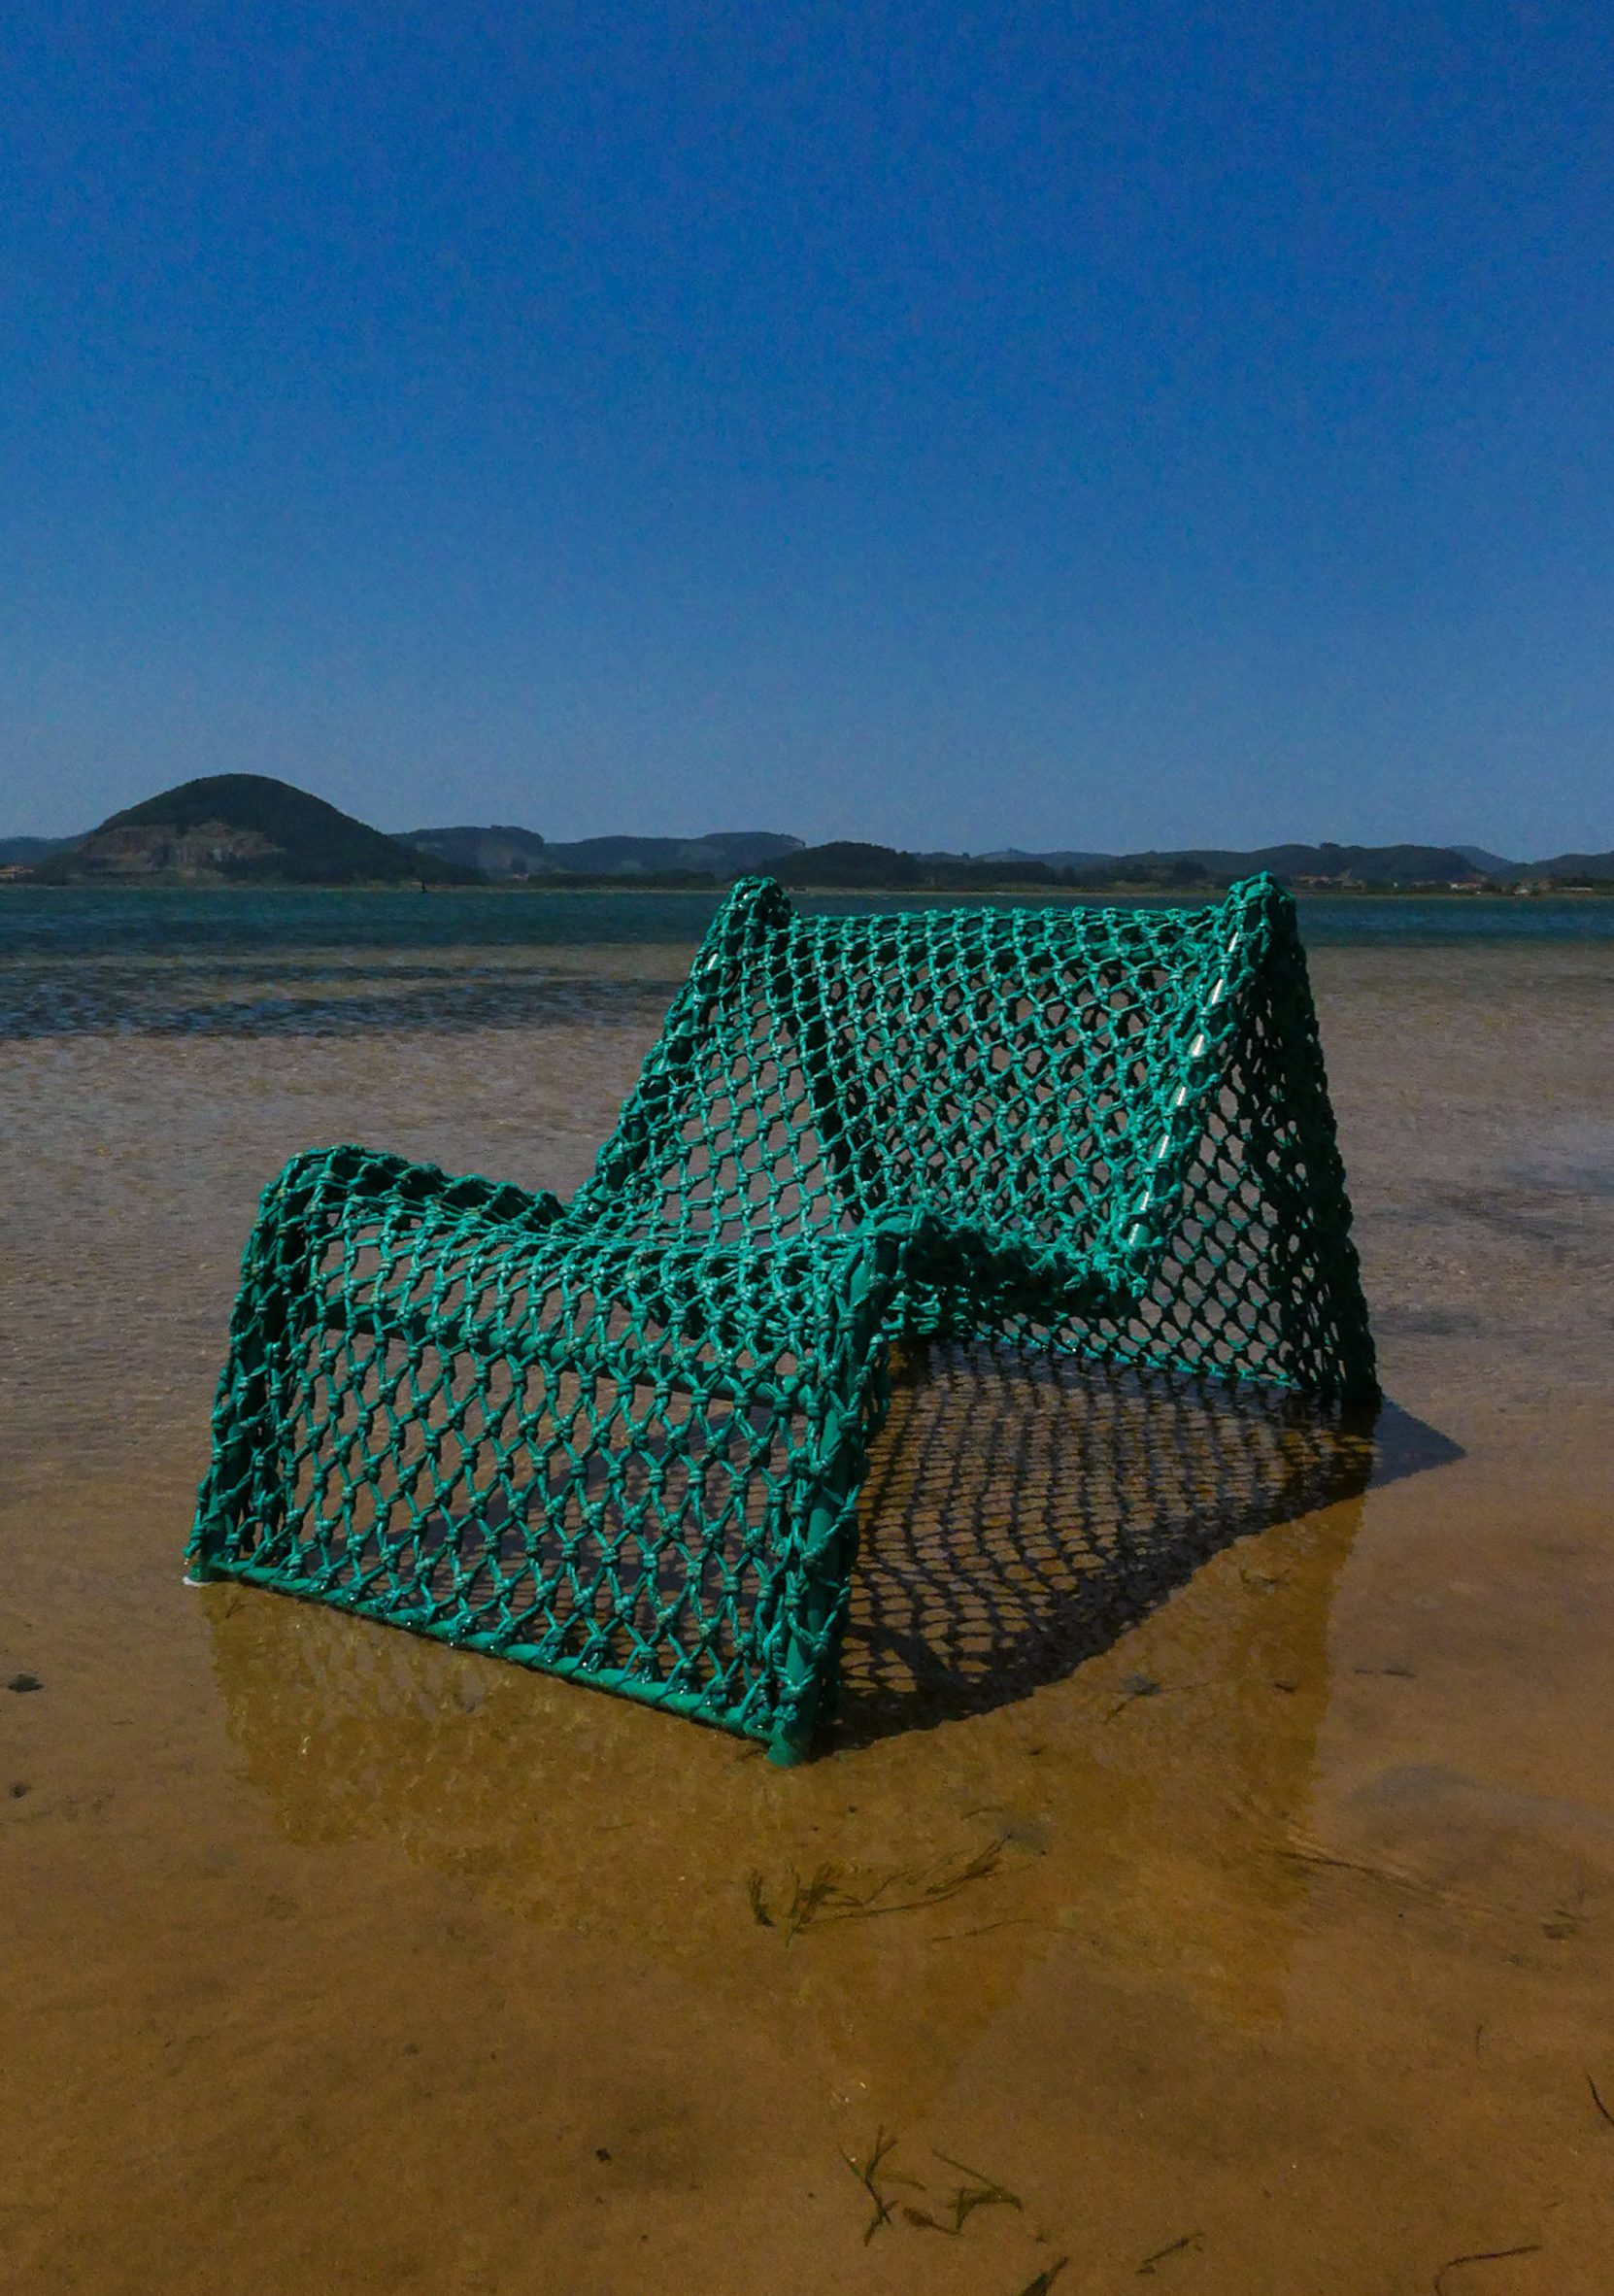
xmin=574 ymin=875 xmax=1280 ymax=1293
xmin=569 ymin=871 xmax=1375 ymax=1406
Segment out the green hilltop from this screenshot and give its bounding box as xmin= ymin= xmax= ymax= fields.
xmin=31 ymin=775 xmax=480 ymax=887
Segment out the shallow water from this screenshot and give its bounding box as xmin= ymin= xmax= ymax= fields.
xmin=4 ymin=879 xmax=1613 ymax=971
xmin=2 ymin=917 xmax=1612 ymax=2293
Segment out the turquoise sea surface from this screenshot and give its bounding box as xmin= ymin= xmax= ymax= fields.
xmin=7 ymin=881 xmax=1614 ymax=954
xmin=3 ymin=883 xmax=1611 ymax=1038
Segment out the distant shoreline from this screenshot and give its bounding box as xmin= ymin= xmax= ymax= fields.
xmin=4 ymin=877 xmax=1611 ymax=900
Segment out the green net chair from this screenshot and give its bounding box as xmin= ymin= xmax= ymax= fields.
xmin=187 ymin=872 xmax=1375 ymax=1764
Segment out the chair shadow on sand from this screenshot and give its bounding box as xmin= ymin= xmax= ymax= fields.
xmin=203 ymin=1346 xmax=1463 ymax=1779
xmin=832 ymin=1344 xmax=1462 ymax=1749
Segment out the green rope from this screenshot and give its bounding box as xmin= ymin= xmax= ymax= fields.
xmin=188 ymin=873 xmax=1375 ymax=1763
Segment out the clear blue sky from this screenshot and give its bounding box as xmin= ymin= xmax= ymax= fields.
xmin=3 ymin=1 xmax=1610 ymax=854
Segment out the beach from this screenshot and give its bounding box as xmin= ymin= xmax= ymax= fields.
xmin=2 ymin=899 xmax=1612 ymax=2293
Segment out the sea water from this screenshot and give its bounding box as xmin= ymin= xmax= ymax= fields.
xmin=3 ymin=883 xmax=1611 ymax=1040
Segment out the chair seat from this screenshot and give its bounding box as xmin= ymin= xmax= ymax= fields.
xmin=190 ymin=1143 xmax=913 ymax=1761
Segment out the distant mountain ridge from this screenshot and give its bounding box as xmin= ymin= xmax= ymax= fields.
xmin=402 ymin=825 xmax=803 ymax=878
xmin=977 ymin=847 xmax=1118 ymax=870
xmin=1071 ymin=841 xmax=1496 ymax=887
xmin=774 ymin=838 xmax=1614 ymax=889
xmin=1518 ymin=852 xmax=1614 ymax=882
xmin=1451 ymin=845 xmax=1521 ymax=875
xmin=408 ymin=824 xmax=1614 ymax=887
xmin=549 ymin=829 xmax=804 ymax=876
xmin=4 ymin=778 xmax=1610 ymax=889
xmin=398 ymin=824 xmax=550 ymax=878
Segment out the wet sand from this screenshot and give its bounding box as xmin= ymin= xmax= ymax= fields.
xmin=2 ymin=937 xmax=1612 ymax=2294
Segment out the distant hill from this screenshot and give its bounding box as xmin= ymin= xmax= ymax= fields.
xmin=1522 ymin=850 xmax=1614 ymax=884
xmin=403 ymin=825 xmax=803 ymax=880
xmin=773 ymin=841 xmax=925 ymax=889
xmin=33 ymin=776 xmax=481 ymax=886
xmin=768 ymin=838 xmax=1530 ymax=892
xmin=0 ymin=834 xmax=77 ymax=866
xmin=1084 ymin=842 xmax=1611 ymax=888
xmin=549 ymin=829 xmax=803 ymax=877
xmin=772 ymin=842 xmax=1074 ymax=890
xmin=977 ymin=847 xmax=1115 ymax=870
xmin=1062 ymin=842 xmax=1494 ymax=888
xmin=401 ymin=824 xmax=551 ymax=877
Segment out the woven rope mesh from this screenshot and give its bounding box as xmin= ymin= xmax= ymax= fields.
xmin=191 ymin=873 xmax=1375 ymax=1762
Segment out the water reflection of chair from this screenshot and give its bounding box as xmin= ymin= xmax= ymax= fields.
xmin=203 ymin=1372 xmax=1458 ymax=2067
